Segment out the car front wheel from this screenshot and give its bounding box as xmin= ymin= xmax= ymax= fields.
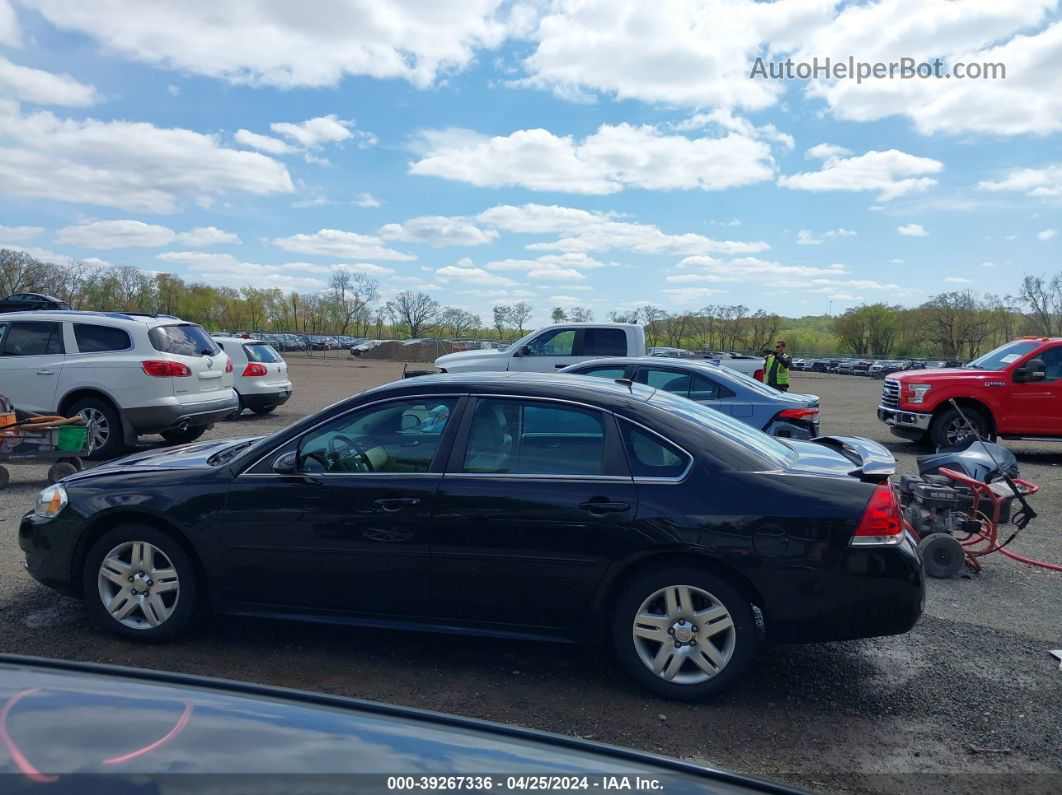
xmin=930 ymin=405 xmax=992 ymax=448
xmin=612 ymin=566 xmax=756 ymax=700
xmin=82 ymin=525 xmax=198 ymax=641
xmin=160 ymin=426 xmax=208 ymax=445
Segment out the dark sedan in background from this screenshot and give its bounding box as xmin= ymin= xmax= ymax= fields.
xmin=20 ymin=373 xmax=923 ymax=700
xmin=561 ymin=357 xmax=822 ymax=439
xmin=0 ymin=655 xmax=797 ymax=793
xmin=0 ymin=292 xmax=70 ymax=313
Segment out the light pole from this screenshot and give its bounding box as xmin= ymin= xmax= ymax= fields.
xmin=828 ymin=300 xmax=833 ymax=317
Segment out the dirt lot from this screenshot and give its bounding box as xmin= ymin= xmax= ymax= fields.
xmin=1 ymin=361 xmax=1059 ymax=793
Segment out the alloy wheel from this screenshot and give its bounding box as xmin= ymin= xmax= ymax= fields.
xmin=631 ymin=584 xmax=736 ymax=684
xmin=78 ymin=407 xmax=109 ymax=452
xmin=96 ymin=541 xmax=180 ymax=630
xmin=944 ymin=416 xmax=978 ymax=445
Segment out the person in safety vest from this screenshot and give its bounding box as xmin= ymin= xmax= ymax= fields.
xmin=764 ymin=340 xmax=792 ymax=392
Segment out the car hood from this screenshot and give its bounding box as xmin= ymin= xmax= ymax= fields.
xmin=434 ymin=348 xmax=509 ymax=369
xmin=66 ymin=437 xmax=264 ymax=480
xmin=785 ymin=435 xmax=895 ymax=482
xmin=888 ymin=368 xmax=984 ymax=383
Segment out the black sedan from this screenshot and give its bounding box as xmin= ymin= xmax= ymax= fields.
xmin=0 ymin=655 xmax=797 ymax=793
xmin=0 ymin=292 xmax=70 ymax=313
xmin=20 ymin=373 xmax=924 ymax=700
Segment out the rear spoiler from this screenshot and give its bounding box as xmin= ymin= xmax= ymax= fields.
xmin=811 ymin=435 xmax=896 ymax=482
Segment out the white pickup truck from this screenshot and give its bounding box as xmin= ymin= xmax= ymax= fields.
xmin=434 ymin=323 xmax=764 ymax=378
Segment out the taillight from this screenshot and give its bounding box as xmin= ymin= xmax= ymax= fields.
xmin=142 ymin=360 xmax=191 ymax=377
xmin=850 ymin=483 xmax=904 ymax=546
xmin=242 ymin=363 xmax=268 ymax=377
xmin=777 ymin=407 xmax=819 ymax=420
xmin=753 ymin=368 xmax=764 ymax=382
xmin=225 ymin=357 xmax=233 ymax=373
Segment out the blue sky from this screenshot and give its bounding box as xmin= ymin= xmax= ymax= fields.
xmin=1 ymin=0 xmax=1060 ymax=325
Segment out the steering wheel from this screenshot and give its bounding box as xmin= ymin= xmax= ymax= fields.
xmin=328 ymin=433 xmax=375 ymax=472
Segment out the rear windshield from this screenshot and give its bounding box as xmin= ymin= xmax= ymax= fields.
xmin=245 ymin=343 xmax=283 ymax=363
xmin=966 ymin=340 xmax=1040 ymax=370
xmin=648 ymin=388 xmax=797 ymax=469
xmin=149 ymin=324 xmax=220 ymax=356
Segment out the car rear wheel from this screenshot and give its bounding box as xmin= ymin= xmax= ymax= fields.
xmin=930 ymin=406 xmax=992 ymax=449
xmin=252 ymin=405 xmax=276 ymax=415
xmin=612 ymin=566 xmax=756 ymax=700
xmin=69 ymin=397 xmax=125 ymax=460
xmin=82 ymin=525 xmax=197 ymax=641
xmin=160 ymin=426 xmax=208 ymax=445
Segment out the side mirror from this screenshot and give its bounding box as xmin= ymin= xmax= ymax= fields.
xmin=272 ymin=450 xmax=298 ymax=474
xmin=1014 ymin=358 xmax=1046 ymax=383
xmin=518 ymin=345 xmax=532 ymax=357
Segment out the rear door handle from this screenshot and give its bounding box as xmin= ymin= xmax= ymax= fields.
xmin=375 ymin=496 xmax=421 ymax=512
xmin=554 ymin=364 xmax=567 ymax=369
xmin=579 ymin=500 xmax=631 ymax=514
xmin=36 ymin=370 xmax=55 ymax=375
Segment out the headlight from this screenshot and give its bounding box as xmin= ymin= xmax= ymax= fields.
xmin=34 ymin=484 xmax=68 ymax=519
xmin=907 ymin=383 xmax=932 ymax=404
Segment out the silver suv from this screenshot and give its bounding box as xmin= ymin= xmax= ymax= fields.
xmin=0 ymin=311 xmax=237 ymax=458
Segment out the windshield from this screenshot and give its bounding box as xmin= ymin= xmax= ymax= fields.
xmin=149 ymin=324 xmax=220 ymax=356
xmin=245 ymin=343 xmax=283 ymax=363
xmin=647 ymin=388 xmax=796 ymax=469
xmin=966 ymin=340 xmax=1040 ymax=370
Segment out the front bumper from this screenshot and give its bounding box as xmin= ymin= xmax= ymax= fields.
xmin=877 ymin=405 xmax=932 ymax=431
xmin=19 ymin=511 xmax=84 ymax=596
xmin=125 ymin=392 xmax=240 ymax=434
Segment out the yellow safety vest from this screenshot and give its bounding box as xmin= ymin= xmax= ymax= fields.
xmin=764 ymin=354 xmax=790 ymax=386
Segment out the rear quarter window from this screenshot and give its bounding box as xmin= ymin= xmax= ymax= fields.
xmin=73 ymin=323 xmax=131 ymax=352
xmin=149 ymin=324 xmax=220 ymax=356
xmin=244 ymin=343 xmax=283 ymax=363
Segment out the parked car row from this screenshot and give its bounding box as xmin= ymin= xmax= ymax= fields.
xmin=792 ymin=357 xmax=963 ymax=377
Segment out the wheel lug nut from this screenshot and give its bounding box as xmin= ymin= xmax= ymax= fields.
xmin=691 ymin=625 xmax=698 ymax=632
xmin=673 ymin=641 xmax=681 ymax=648
xmin=690 ymin=640 xmax=697 ymax=646
xmin=667 ymin=628 xmax=674 ymax=635
xmin=128 ymin=576 xmax=134 ymax=582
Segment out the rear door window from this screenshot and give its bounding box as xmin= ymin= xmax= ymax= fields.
xmin=575 ymin=366 xmax=627 ymax=380
xmin=578 ymin=328 xmax=627 ymax=356
xmin=0 ymin=321 xmax=65 ymax=355
xmin=73 ymin=323 xmax=131 ymax=353
xmin=639 ymin=367 xmax=691 ymax=398
xmin=244 ymin=343 xmax=283 ymax=363
xmin=149 ymin=324 xmax=220 ymax=356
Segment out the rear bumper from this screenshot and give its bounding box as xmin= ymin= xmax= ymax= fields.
xmin=768 ymin=532 xmax=925 ymax=643
xmin=125 ymin=392 xmax=239 ymax=434
xmin=240 ymin=390 xmax=291 ymax=412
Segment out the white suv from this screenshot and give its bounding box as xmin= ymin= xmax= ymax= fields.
xmin=0 ymin=311 xmax=237 ymax=458
xmin=213 ymin=336 xmax=292 ymax=415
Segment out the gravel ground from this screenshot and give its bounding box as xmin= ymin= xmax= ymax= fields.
xmin=1 ymin=361 xmax=1059 ymax=793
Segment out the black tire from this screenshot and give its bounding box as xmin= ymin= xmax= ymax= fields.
xmin=252 ymin=405 xmax=276 ymax=416
xmin=228 ymin=395 xmax=245 ymax=420
xmin=612 ymin=565 xmax=757 ymax=701
xmin=68 ymin=396 xmax=125 ymax=460
xmin=919 ymin=533 xmax=966 ymax=578
xmin=0 ymin=465 xmax=8 ymax=490
xmin=82 ymin=524 xmax=198 ymax=641
xmin=46 ymin=461 xmax=78 ymax=484
xmin=930 ymin=405 xmax=992 ymax=449
xmin=160 ymin=425 xmax=208 ymax=445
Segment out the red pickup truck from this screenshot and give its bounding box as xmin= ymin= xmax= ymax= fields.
xmin=877 ymin=337 xmax=1062 ymax=447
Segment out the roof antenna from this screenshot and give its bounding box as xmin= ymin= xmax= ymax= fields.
xmin=614 ymin=377 xmax=634 ymax=393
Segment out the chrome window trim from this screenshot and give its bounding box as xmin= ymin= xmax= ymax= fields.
xmin=237 ymin=392 xmax=467 ymax=476
xmin=445 ymin=473 xmax=632 ymax=482
xmin=619 ymin=417 xmax=694 ymax=484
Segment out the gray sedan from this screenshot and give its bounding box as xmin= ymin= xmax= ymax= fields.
xmin=562 ymin=356 xmax=822 ymax=439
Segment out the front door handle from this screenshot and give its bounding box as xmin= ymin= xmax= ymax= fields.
xmin=36 ymin=370 xmax=55 ymax=375
xmin=579 ymin=500 xmax=631 ymax=514
xmin=554 ymin=364 xmax=567 ymax=369
xmin=375 ymin=496 xmax=421 ymax=512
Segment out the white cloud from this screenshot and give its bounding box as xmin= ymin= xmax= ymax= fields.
xmin=890 ymin=258 xmax=905 ymax=264
xmin=778 ymin=147 xmax=942 ymax=201
xmin=271 ymin=114 xmax=376 ymax=149
xmin=676 ymin=255 xmax=849 ymax=282
xmin=354 ymin=192 xmax=382 ymax=208
xmin=0 ymin=243 xmax=109 ymax=268
xmin=662 ymin=286 xmax=725 ymax=304
xmin=1039 ymin=229 xmax=1059 ymax=241
xmin=166 ymin=84 xmax=180 ymax=96
xmin=477 ymin=203 xmax=769 ymax=256
xmin=0 ymin=224 xmax=44 ymax=242
xmin=0 ymin=105 xmax=293 ymax=213
xmin=516 ymin=0 xmax=832 ymax=109
xmin=235 ymin=129 xmax=294 ymax=155
xmin=272 ymin=229 xmax=415 ymax=261
xmin=977 ymin=164 xmax=1062 ymax=197
xmin=29 ymin=0 xmax=511 ymax=89
xmin=797 ymin=227 xmax=856 ymax=245
xmin=798 ymin=2 xmax=1062 ymax=136
xmin=435 ymin=261 xmax=516 ymax=286
xmin=482 ymin=252 xmax=611 ymax=282
xmin=157 ymin=251 xmax=392 ymax=289
xmin=898 ymin=223 xmax=929 ymax=237
xmin=944 ymin=276 xmax=971 ymax=283
xmin=0 ymin=57 xmax=97 ymax=105
xmin=380 ymin=216 xmax=498 ymax=247
xmin=980 ymin=261 xmax=997 ymax=268
xmin=0 ymin=0 xmax=19 ymax=46
xmin=56 ymin=219 xmax=175 ymax=248
xmin=54 ymin=220 xmax=241 ymax=248
xmin=410 ymin=123 xmax=775 ymax=194
xmin=175 ymin=226 xmax=241 ymax=246
xmin=805 ymin=143 xmax=851 ymax=161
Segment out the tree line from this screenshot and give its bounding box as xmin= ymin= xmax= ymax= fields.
xmin=3 ymin=248 xmax=1061 ymax=356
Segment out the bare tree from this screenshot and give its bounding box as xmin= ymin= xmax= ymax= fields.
xmin=509 ymin=301 xmax=533 ymax=335
xmin=492 ymin=305 xmax=511 ymax=337
xmin=551 ymin=307 xmax=568 ymax=323
xmin=1019 ymin=274 xmax=1062 ymax=336
xmin=608 ymin=309 xmax=641 ymax=324
xmin=328 ymin=270 xmax=379 ymax=336
xmin=388 ymin=290 xmax=440 ymax=337
xmin=569 ymin=307 xmax=594 ymax=322
xmin=440 ymin=307 xmax=480 ymax=338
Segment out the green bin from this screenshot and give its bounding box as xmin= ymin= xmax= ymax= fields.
xmin=56 ymin=425 xmax=89 ymax=452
